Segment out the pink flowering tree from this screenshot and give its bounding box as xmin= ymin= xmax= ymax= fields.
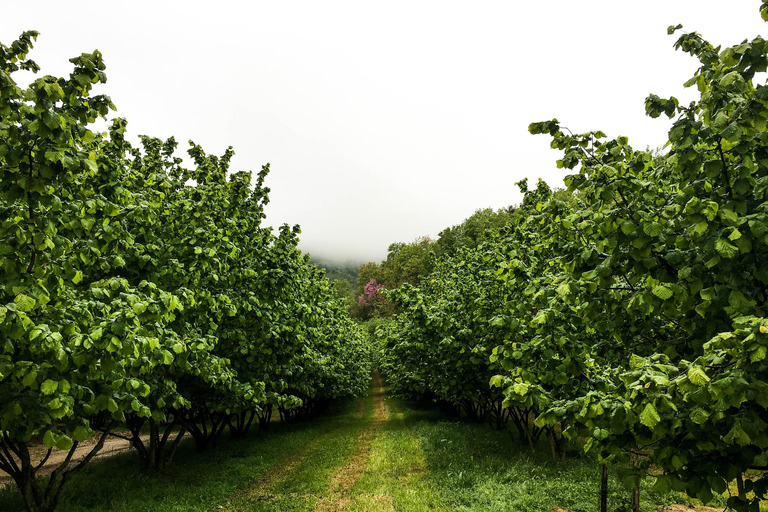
xmin=353 ymin=279 xmax=392 ymax=319
xmin=358 ymin=279 xmax=385 ymax=306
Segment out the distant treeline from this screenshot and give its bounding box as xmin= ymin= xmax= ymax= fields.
xmin=310 ymin=258 xmax=361 ymax=288
xmin=318 ymin=206 xmax=518 ymax=320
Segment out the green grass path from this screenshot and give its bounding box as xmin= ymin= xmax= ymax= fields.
xmin=0 ymin=374 xmax=710 ymax=512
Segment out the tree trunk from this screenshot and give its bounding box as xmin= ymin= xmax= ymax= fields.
xmin=632 ymin=484 xmax=640 ymax=512
xmin=1 ymin=426 xmax=112 ymax=512
xmin=186 ymin=410 xmax=227 ymax=452
xmin=127 ymin=414 xmax=185 ymax=471
xmin=229 ymin=409 xmax=258 ymax=437
xmin=599 ymin=464 xmax=608 ymax=512
xmin=736 ymin=472 xmax=746 ymax=500
xmin=546 ymin=427 xmax=566 ymax=461
xmin=258 ymin=404 xmax=272 ymax=431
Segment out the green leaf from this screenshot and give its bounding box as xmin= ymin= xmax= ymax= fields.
xmin=14 ymin=293 xmax=36 ymax=312
xmin=73 ymin=425 xmax=91 ymax=442
xmin=723 ymin=423 xmax=751 ymax=446
xmin=512 ymin=382 xmax=529 ymax=396
xmin=728 ymin=290 xmax=754 ymax=311
xmin=720 ymin=208 xmax=738 ymax=225
xmin=21 ymin=371 xmax=38 ymax=387
xmin=652 ymin=475 xmax=671 ymax=493
xmin=620 ymin=221 xmax=635 ymax=235
xmin=652 ymin=285 xmax=673 ymax=300
xmin=749 ymin=219 xmax=768 ymax=237
xmin=80 ymin=217 xmax=96 ymax=231
xmin=639 ymin=403 xmax=661 ymax=428
xmin=42 ymin=430 xmax=56 ymax=448
xmin=715 ymin=238 xmax=738 ymax=258
xmin=41 ymin=379 xmax=58 ymax=395
xmin=643 ymin=222 xmax=662 ymax=237
xmin=750 ymin=345 xmax=767 ymax=363
xmin=687 ymin=366 xmax=710 ymax=386
xmin=55 ymin=434 xmax=73 ymax=451
xmin=689 ymin=407 xmax=710 ymax=425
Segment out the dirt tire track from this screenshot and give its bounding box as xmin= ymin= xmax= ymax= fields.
xmin=663 ymin=506 xmax=724 ymax=512
xmin=217 ymin=388 xmax=375 ymax=510
xmin=313 ymin=372 xmax=390 ymax=512
xmin=0 ymin=433 xmax=155 ymax=488
xmin=218 ymin=425 xmax=342 ymax=509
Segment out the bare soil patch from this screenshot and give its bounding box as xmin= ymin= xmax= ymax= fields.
xmin=663 ymin=505 xmax=724 ymax=512
xmin=0 ymin=433 xmax=150 ymax=487
xmin=552 ymin=506 xmax=723 ymax=512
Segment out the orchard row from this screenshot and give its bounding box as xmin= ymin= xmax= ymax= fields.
xmin=0 ymin=32 xmax=371 ymax=512
xmin=380 ymin=13 xmax=768 ymax=512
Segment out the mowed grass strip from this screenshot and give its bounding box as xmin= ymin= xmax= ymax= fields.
xmin=224 ymin=381 xmax=377 ymax=512
xmin=342 ymin=384 xmax=704 ymax=512
xmin=390 ymin=397 xmax=696 ymax=512
xmin=345 ymin=389 xmax=448 ymax=512
xmin=314 ymin=373 xmax=389 ymax=512
xmin=219 ymin=418 xmax=356 ymax=510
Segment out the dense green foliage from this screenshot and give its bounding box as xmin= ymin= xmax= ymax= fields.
xmin=380 ymin=7 xmax=768 ymax=510
xmin=309 ymin=257 xmax=360 ymax=289
xmin=351 ymin=208 xmax=515 ymax=321
xmin=432 ymin=207 xmax=516 ymax=259
xmin=0 ymin=33 xmax=370 ymax=512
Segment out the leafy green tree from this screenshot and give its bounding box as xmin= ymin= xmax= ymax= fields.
xmin=0 ymin=33 xmax=183 ymax=510
xmin=381 ymin=5 xmax=768 ymax=510
xmin=381 ymin=237 xmax=435 ymax=287
xmin=115 ymin=136 xmax=264 ymax=460
xmin=433 ymin=207 xmax=515 ymax=259
xmin=519 ymin=12 xmax=768 ymax=509
xmin=0 ymin=32 xmax=373 ymax=511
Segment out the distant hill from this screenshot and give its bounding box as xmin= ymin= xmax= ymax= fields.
xmin=309 ymin=257 xmax=363 ymax=287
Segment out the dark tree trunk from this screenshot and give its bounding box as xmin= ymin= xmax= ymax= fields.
xmin=257 ymin=404 xmax=272 ymax=431
xmin=546 ymin=425 xmax=567 ymax=462
xmin=736 ymin=472 xmax=746 ymax=500
xmin=186 ymin=410 xmax=228 ymax=452
xmin=126 ymin=414 xmax=185 ymax=471
xmin=599 ymin=464 xmax=609 ymax=512
xmin=228 ymin=409 xmax=258 ymax=437
xmin=0 ymin=425 xmax=112 ymax=512
xmin=632 ymin=484 xmax=640 ymax=512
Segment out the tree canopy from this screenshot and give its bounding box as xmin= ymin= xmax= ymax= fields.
xmin=0 ymin=31 xmax=371 ymax=512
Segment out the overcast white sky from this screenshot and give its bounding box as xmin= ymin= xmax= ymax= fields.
xmin=3 ymin=2 xmax=766 ymax=262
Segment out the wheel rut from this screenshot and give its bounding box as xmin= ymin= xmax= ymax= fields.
xmin=216 ymin=415 xmax=351 ymax=510
xmin=215 ymin=372 xmax=393 ymax=511
xmin=313 ymin=372 xmax=389 ymax=512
